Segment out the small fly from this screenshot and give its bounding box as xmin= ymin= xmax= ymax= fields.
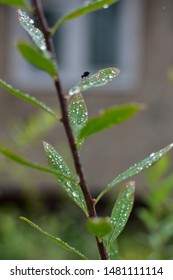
xmin=81 ymin=71 xmax=90 ymax=79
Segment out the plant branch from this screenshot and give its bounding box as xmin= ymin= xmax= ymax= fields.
xmin=31 ymin=0 xmax=108 ymax=260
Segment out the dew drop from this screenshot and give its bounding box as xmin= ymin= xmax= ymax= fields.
xmin=40 ymin=45 xmax=46 ymax=51
xmin=66 ymin=181 xmax=71 ymax=188
xmin=72 ymin=192 xmax=78 ymax=198
xmin=103 ymin=4 xmax=109 ymax=9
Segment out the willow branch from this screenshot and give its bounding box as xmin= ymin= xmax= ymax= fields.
xmin=31 ymin=0 xmax=108 ymax=260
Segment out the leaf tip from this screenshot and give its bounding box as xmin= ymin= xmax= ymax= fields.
xmin=127 ymin=180 xmax=135 ymax=192
xmin=19 ymin=216 xmax=26 ymax=221
xmin=43 ymin=141 xmax=49 ymax=150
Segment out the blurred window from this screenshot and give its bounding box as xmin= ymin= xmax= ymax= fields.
xmin=8 ymin=0 xmax=144 ymax=93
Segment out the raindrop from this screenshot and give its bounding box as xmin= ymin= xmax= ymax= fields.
xmin=66 ymin=181 xmax=71 ymax=188
xmin=72 ymin=192 xmax=78 ymax=198
xmin=103 ymin=4 xmax=109 ymax=9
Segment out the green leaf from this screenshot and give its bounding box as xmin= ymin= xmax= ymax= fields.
xmin=0 ymin=147 xmax=76 ymax=184
xmin=43 ymin=142 xmax=88 ymax=216
xmin=17 ymin=41 xmax=57 ymax=78
xmin=106 ymin=181 xmax=135 ymax=249
xmin=51 ymin=0 xmax=120 ymax=33
xmin=68 ymin=93 xmax=88 ymax=149
xmin=96 ymin=143 xmax=173 ymax=203
xmin=107 ymin=240 xmax=119 ymax=260
xmin=0 ymin=79 xmax=58 ymax=119
xmin=20 ymin=216 xmax=88 ymax=259
xmin=18 ymin=9 xmax=50 ymax=59
xmin=79 ymin=103 xmax=141 ymax=140
xmin=0 ymin=0 xmax=28 ymax=8
xmin=87 ymin=217 xmax=112 ymax=239
xmin=69 ymin=67 xmax=120 ymax=96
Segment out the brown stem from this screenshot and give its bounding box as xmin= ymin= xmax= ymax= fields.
xmin=31 ymin=0 xmax=108 ymax=260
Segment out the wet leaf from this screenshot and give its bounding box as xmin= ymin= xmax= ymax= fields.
xmin=69 ymin=67 xmax=120 ymax=96
xmin=0 ymin=147 xmax=76 ymax=184
xmin=43 ymin=142 xmax=88 ymax=216
xmin=0 ymin=0 xmax=28 ymax=8
xmin=79 ymin=103 xmax=141 ymax=140
xmin=0 ymin=79 xmax=58 ymax=119
xmin=20 ymin=216 xmax=88 ymax=259
xmin=87 ymin=217 xmax=112 ymax=239
xmin=68 ymin=93 xmax=88 ymax=149
xmin=96 ymin=143 xmax=173 ymax=203
xmin=17 ymin=41 xmax=57 ymax=78
xmin=106 ymin=240 xmax=119 ymax=260
xmin=18 ymin=9 xmax=50 ymax=58
xmin=106 ymin=181 xmax=135 ymax=249
xmin=52 ymin=0 xmax=119 ymax=33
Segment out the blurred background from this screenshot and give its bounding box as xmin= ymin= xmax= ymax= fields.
xmin=0 ymin=0 xmax=173 ymax=259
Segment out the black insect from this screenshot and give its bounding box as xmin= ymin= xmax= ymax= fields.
xmin=81 ymin=71 xmax=90 ymax=79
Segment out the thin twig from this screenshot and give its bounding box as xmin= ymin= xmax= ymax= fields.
xmin=31 ymin=0 xmax=108 ymax=260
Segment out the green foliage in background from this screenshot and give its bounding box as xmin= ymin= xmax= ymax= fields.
xmin=137 ymin=155 xmax=173 ymax=259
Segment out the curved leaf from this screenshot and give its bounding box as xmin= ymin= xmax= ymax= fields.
xmin=51 ymin=0 xmax=120 ymax=33
xmin=43 ymin=142 xmax=88 ymax=216
xmin=20 ymin=216 xmax=88 ymax=259
xmin=0 ymin=0 xmax=29 ymax=8
xmin=106 ymin=181 xmax=135 ymax=249
xmin=17 ymin=41 xmax=57 ymax=78
xmin=18 ymin=9 xmax=50 ymax=59
xmin=96 ymin=143 xmax=173 ymax=203
xmin=69 ymin=67 xmax=120 ymax=96
xmin=0 ymin=79 xmax=58 ymax=119
xmin=0 ymin=147 xmax=76 ymax=184
xmin=68 ymin=93 xmax=88 ymax=149
xmin=106 ymin=240 xmax=119 ymax=260
xmin=79 ymin=103 xmax=141 ymax=140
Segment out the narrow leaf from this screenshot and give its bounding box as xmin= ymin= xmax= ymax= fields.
xmin=0 ymin=79 xmax=58 ymax=119
xmin=69 ymin=67 xmax=120 ymax=96
xmin=96 ymin=143 xmax=173 ymax=203
xmin=87 ymin=217 xmax=112 ymax=239
xmin=52 ymin=0 xmax=119 ymax=33
xmin=18 ymin=9 xmax=50 ymax=59
xmin=20 ymin=216 xmax=87 ymax=259
xmin=0 ymin=147 xmax=76 ymax=184
xmin=68 ymin=93 xmax=88 ymax=149
xmin=79 ymin=103 xmax=141 ymax=140
xmin=0 ymin=0 xmax=28 ymax=8
xmin=17 ymin=42 xmax=57 ymax=78
xmin=107 ymin=240 xmax=119 ymax=260
xmin=106 ymin=181 xmax=135 ymax=249
xmin=43 ymin=142 xmax=88 ymax=216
